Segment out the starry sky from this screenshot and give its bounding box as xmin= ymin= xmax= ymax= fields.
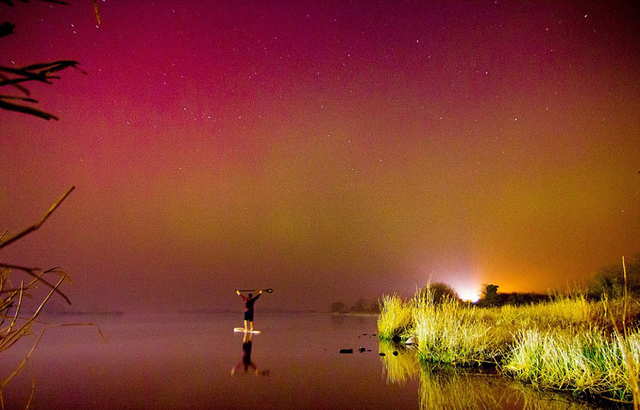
xmin=1 ymin=0 xmax=639 ymax=312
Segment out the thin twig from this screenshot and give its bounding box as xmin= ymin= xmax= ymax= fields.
xmin=0 ymin=95 xmax=39 ymax=103
xmin=605 ymin=256 xmax=639 ymax=410
xmin=0 ymin=273 xmax=66 ymax=352
xmin=55 ymin=322 xmax=108 ymax=343
xmin=622 ymin=256 xmax=640 ymax=409
xmin=0 ymin=186 xmax=75 ymax=250
xmin=0 ymin=265 xmax=70 ymax=305
xmin=0 ymin=329 xmax=45 ymax=389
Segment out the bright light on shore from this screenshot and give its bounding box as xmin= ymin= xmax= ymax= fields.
xmin=457 ymin=287 xmax=480 ymax=303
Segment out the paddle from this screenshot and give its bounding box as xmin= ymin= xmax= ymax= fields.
xmin=238 ymin=288 xmax=273 ymax=293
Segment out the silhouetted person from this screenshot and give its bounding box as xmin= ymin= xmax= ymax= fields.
xmin=236 ymin=289 xmax=262 ymax=331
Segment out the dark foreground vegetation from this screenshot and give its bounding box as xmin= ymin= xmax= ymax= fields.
xmin=0 ymin=188 xmax=76 ymax=398
xmin=1 ymin=1 xmax=94 ymax=399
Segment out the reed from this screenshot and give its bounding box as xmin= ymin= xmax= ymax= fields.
xmin=605 ymin=256 xmax=640 ymax=408
xmin=0 ymin=187 xmax=75 ymax=402
xmin=377 ymin=293 xmax=415 ymax=340
xmin=413 ymin=294 xmax=508 ymax=366
xmin=504 ymin=327 xmax=640 ymax=400
xmin=496 ymin=294 xmax=595 ymax=329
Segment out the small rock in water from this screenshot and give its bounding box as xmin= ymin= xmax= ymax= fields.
xmin=358 ymin=347 xmax=366 ymax=353
xmin=379 ymin=353 xmax=386 ymax=356
xmin=339 ymin=348 xmax=353 ymax=354
xmin=392 ymin=351 xmax=399 ymax=356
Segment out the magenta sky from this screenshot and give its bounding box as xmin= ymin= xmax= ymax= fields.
xmin=1 ymin=1 xmax=639 ymax=312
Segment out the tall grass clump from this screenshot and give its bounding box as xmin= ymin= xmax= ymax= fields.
xmin=504 ymin=327 xmax=640 ymax=402
xmin=377 ymin=293 xmax=415 ymax=340
xmin=413 ymin=290 xmax=509 ymax=366
xmin=496 ymin=294 xmax=595 ymax=331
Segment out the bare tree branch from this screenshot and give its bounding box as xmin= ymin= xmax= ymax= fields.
xmin=0 ymin=61 xmax=84 ymax=119
xmin=2 ymin=0 xmax=86 ymax=121
xmin=0 ymin=22 xmax=15 ymax=39
xmin=0 ymin=98 xmax=58 ymax=120
xmin=0 ymin=73 xmax=31 ymax=95
xmin=0 ymin=1 xmax=69 ymax=6
xmin=0 ymin=95 xmax=38 ymax=103
xmin=19 ymin=60 xmax=83 ymax=74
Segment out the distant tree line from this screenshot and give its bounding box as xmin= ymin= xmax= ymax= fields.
xmin=331 ymin=255 xmax=640 ymax=314
xmin=369 ymin=254 xmax=640 ymax=312
xmin=474 ymin=254 xmax=640 ymax=308
xmin=417 ymin=282 xmax=460 ymax=304
xmin=330 ymin=298 xmax=380 ymax=314
xmin=475 ymin=284 xmax=550 ymax=308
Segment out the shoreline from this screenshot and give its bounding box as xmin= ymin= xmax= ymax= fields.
xmin=377 ymin=293 xmax=639 ymax=405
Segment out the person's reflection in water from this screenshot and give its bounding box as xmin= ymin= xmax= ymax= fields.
xmin=231 ymin=332 xmax=269 ymax=376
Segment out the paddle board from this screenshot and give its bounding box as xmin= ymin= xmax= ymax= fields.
xmin=234 ymin=327 xmax=261 ymax=334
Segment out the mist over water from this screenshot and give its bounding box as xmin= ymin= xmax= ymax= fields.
xmin=0 ymin=313 xmax=617 ymax=409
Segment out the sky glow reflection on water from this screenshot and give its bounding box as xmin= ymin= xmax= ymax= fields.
xmin=0 ymin=313 xmax=620 ymax=409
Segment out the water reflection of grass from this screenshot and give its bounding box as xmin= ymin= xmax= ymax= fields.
xmin=419 ymin=366 xmax=602 ymax=410
xmin=378 ymin=339 xmax=419 ymax=385
xmin=380 ymin=338 xmax=602 ymax=409
xmin=378 ymin=288 xmax=640 ymax=404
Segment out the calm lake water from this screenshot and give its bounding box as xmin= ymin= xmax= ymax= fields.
xmin=1 ymin=313 xmax=623 ymax=409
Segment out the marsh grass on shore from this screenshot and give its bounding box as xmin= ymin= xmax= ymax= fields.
xmin=505 ymin=327 xmax=639 ymax=401
xmin=378 ymin=286 xmax=640 ymax=403
xmin=377 ymin=294 xmax=415 ymax=340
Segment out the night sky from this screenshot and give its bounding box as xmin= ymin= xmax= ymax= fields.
xmin=1 ymin=1 xmax=639 ymax=312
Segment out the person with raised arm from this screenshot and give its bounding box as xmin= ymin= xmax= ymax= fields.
xmin=236 ymin=289 xmax=263 ymax=331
